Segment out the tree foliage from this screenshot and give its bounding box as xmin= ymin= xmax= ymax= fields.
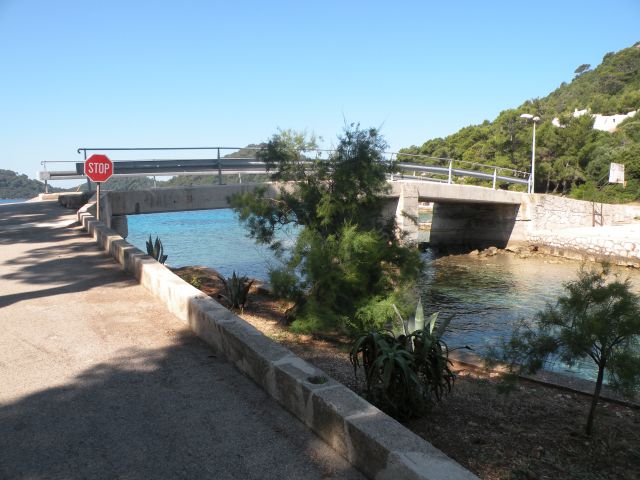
xmin=229 ymin=126 xmax=421 ymax=332
xmin=574 ymin=63 xmax=591 ymax=76
xmin=495 ymin=266 xmax=640 ymax=436
xmin=0 ymin=169 xmax=62 ymax=198
xmin=399 ymin=43 xmax=640 ymax=200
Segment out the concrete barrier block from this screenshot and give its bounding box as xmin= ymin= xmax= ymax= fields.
xmin=186 ymin=297 xmax=233 ymax=352
xmin=345 ymin=411 xmax=477 ymax=480
xmin=270 ymin=356 xmax=336 ymax=420
xmin=310 ymin=384 xmax=375 ymax=455
xmin=215 ymin=319 xmax=290 ymax=391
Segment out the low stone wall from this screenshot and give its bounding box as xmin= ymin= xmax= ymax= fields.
xmin=76 ymin=203 xmax=478 ymax=480
xmin=528 ymin=194 xmax=639 ymax=230
xmin=527 ymin=228 xmax=640 ymax=267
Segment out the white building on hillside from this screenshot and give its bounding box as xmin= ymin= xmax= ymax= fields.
xmin=552 ymin=108 xmax=637 ymax=132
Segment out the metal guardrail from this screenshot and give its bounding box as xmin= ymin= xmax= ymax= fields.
xmin=39 ymin=146 xmax=531 ymax=191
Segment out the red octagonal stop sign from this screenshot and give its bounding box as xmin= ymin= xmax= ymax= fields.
xmin=84 ymin=154 xmax=113 ymax=182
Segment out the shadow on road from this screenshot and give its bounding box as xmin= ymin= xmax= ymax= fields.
xmin=0 ymin=333 xmax=360 ymax=480
xmin=0 ymin=202 xmax=79 ymax=246
xmin=0 ymin=239 xmax=130 ymax=308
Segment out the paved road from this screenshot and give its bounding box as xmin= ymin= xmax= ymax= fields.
xmin=0 ymin=201 xmax=364 ymax=480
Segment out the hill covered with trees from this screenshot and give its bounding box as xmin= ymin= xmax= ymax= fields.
xmin=0 ymin=170 xmax=63 ymax=199
xmin=399 ymin=43 xmax=640 ymax=202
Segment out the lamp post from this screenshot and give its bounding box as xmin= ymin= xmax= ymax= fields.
xmin=521 ymin=113 xmax=540 ymax=194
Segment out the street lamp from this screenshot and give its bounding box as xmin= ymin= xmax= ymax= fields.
xmin=521 ymin=113 xmax=540 ymax=194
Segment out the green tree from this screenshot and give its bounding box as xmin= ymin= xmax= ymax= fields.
xmin=399 ymin=43 xmax=640 ymax=201
xmin=497 ymin=266 xmax=640 ymax=436
xmin=574 ymin=63 xmax=591 ymax=76
xmin=229 ymin=125 xmax=421 ymax=332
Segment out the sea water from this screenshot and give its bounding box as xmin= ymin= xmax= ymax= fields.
xmin=127 ymin=209 xmax=296 ymax=280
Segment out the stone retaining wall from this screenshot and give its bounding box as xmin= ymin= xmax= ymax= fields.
xmin=527 ymin=230 xmax=640 ymax=267
xmin=528 ymin=194 xmax=639 ymax=230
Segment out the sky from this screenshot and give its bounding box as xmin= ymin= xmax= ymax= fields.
xmin=1 ymin=0 xmax=639 ymax=185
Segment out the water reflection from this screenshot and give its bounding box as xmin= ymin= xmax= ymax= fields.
xmin=419 ymin=248 xmax=640 ymax=380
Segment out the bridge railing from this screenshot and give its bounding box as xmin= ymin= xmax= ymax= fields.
xmin=391 ymin=152 xmax=530 ymax=189
xmin=39 ymin=146 xmax=531 ymax=191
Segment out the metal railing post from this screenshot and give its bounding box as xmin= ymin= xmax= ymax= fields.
xmin=492 ymin=168 xmax=497 ymax=189
xmin=448 ymin=161 xmax=453 ymax=184
xmin=82 ymin=150 xmax=92 ymax=192
xmin=217 ymin=148 xmax=222 ymax=185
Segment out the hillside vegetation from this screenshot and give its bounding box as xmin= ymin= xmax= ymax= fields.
xmin=400 ymin=43 xmax=640 ymax=202
xmin=0 ymin=169 xmax=62 ymax=199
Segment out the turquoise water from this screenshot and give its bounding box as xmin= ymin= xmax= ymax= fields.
xmin=418 ymin=250 xmax=640 ymax=380
xmin=127 ymin=209 xmax=296 ymax=280
xmin=0 ymin=199 xmax=26 ymax=204
xmin=127 ymin=208 xmax=640 ymax=382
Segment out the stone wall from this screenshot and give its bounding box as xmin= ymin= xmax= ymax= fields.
xmin=528 ymin=194 xmax=639 ymax=230
xmin=527 ymin=228 xmax=640 ymax=267
xmin=523 ymin=195 xmax=640 ymax=266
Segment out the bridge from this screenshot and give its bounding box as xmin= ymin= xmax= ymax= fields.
xmin=94 ymin=180 xmax=528 ymax=248
xmin=40 ymin=146 xmax=639 ymax=251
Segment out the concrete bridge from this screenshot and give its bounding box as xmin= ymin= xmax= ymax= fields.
xmin=93 ymin=180 xmax=640 ymax=251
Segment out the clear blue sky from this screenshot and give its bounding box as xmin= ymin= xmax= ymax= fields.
xmin=1 ymin=0 xmax=639 ymax=184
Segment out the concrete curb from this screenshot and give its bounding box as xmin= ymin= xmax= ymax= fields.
xmin=77 ymin=204 xmax=478 ymax=480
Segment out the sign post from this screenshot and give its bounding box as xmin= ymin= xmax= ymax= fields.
xmin=609 ymin=162 xmax=625 ymax=186
xmin=84 ymin=154 xmax=114 ymax=220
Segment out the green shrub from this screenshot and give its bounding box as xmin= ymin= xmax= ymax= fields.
xmin=229 ymin=126 xmax=421 ymax=333
xmin=349 ymin=300 xmax=455 ymax=420
xmin=189 ymin=275 xmax=203 ymax=289
xmin=215 ymin=271 xmax=254 ymax=312
xmin=146 ymin=235 xmax=168 ymax=264
xmin=495 ymin=266 xmax=640 ymax=436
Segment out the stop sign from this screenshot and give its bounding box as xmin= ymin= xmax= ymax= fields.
xmin=84 ymin=154 xmax=113 ymax=182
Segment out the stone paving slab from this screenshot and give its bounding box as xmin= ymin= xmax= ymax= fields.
xmin=0 ymin=201 xmax=364 ymax=480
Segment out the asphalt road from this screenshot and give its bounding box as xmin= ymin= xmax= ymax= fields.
xmin=0 ymin=201 xmax=364 ymax=480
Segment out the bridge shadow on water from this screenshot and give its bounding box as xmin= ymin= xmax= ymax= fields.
xmin=0 ymin=333 xmax=360 ymax=480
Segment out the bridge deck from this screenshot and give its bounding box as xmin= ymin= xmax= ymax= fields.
xmin=0 ymin=201 xmax=362 ymax=480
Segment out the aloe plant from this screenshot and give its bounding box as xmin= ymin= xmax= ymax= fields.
xmin=350 ymin=300 xmax=455 ymax=420
xmin=215 ymin=271 xmax=254 ymax=312
xmin=146 ymin=235 xmax=168 ymax=264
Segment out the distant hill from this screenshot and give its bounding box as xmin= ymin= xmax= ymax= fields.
xmin=400 ymin=42 xmax=640 ymax=201
xmin=0 ymin=169 xmax=63 ymax=199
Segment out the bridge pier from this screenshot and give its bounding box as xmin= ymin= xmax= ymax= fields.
xmin=394 ymin=183 xmax=420 ymax=244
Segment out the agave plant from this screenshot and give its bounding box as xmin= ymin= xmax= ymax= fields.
xmin=146 ymin=235 xmax=168 ymax=264
xmin=215 ymin=271 xmax=254 ymax=312
xmin=350 ymin=299 xmax=456 ymax=420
